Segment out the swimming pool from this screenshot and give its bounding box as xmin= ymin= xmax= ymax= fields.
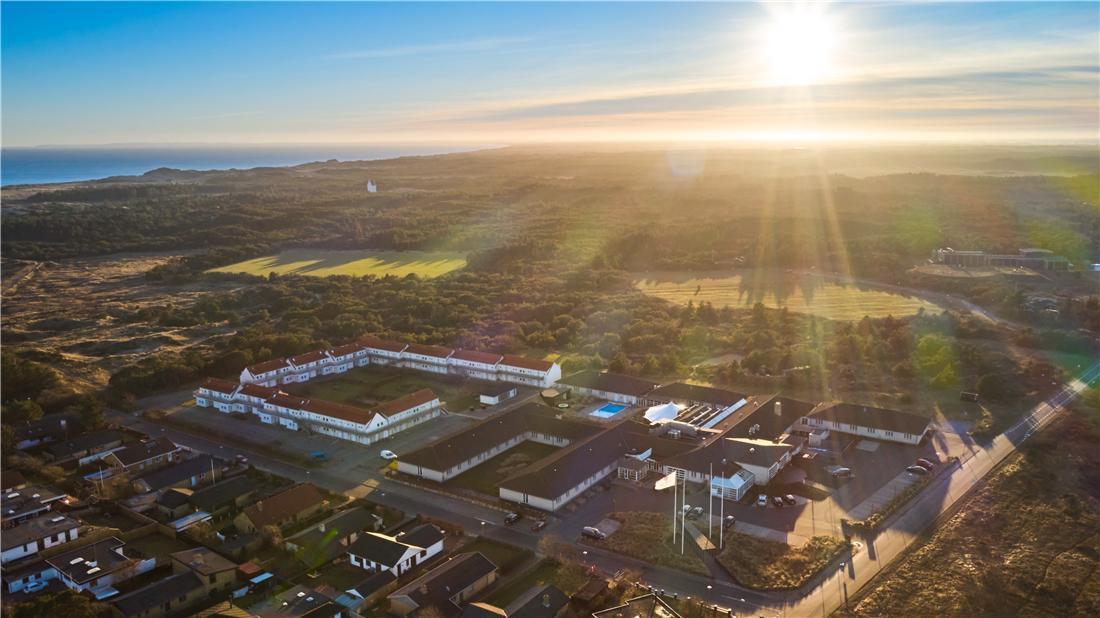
xmin=590 ymin=403 xmax=627 ymax=418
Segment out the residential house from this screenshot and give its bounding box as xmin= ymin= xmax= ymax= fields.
xmin=44 ymin=430 xmax=125 ymax=467
xmin=386 ymin=552 xmax=498 ymax=617
xmin=284 ymin=506 xmax=382 ymax=566
xmin=1 ymin=470 xmax=26 ymax=493
xmin=347 ymin=524 xmax=444 ymax=577
xmin=154 ymin=488 xmax=195 ymax=520
xmin=171 ymin=546 xmax=239 ymax=594
xmin=234 ymin=483 xmax=327 ymax=534
xmin=288 ymin=350 xmax=330 ymax=383
xmin=109 ymin=571 xmax=205 ymax=618
xmin=358 ymin=336 xmax=408 ymax=366
xmin=239 ymin=357 xmax=293 ymax=387
xmin=402 ymin=343 xmax=454 ymax=375
xmin=507 ymin=585 xmax=571 ymax=617
xmin=12 ymin=414 xmax=76 ymax=450
xmin=194 ymin=378 xmax=242 ymax=413
xmin=1 ymin=514 xmax=80 ymax=565
xmin=1 ymin=485 xmax=66 ymax=527
xmin=499 ymin=355 xmax=561 ymax=388
xmin=45 ymin=537 xmax=155 ymax=599
xmin=188 ymin=476 xmax=259 ymax=521
xmin=448 ymin=349 xmax=503 ymax=382
xmin=479 ymin=384 xmax=518 ymax=406
xmin=102 ymin=437 xmax=182 ymax=476
xmin=131 ymin=455 xmax=224 ymax=495
xmin=798 ymin=402 xmax=933 ymax=445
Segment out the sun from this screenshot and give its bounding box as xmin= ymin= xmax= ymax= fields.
xmin=761 ymin=4 xmax=837 ymax=86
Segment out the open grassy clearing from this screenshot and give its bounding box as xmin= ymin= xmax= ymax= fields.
xmin=285 ymin=366 xmax=480 ymax=410
xmin=448 ymin=441 xmax=562 ymax=496
xmin=635 ymin=271 xmax=944 ymax=321
xmin=593 ymin=512 xmax=709 ymax=576
xmin=206 ymin=248 xmax=467 ymax=278
xmin=717 ymin=534 xmax=849 ymax=590
xmin=845 ymin=412 xmax=1100 ymax=616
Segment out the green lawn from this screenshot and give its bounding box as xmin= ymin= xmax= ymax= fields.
xmin=448 ymin=441 xmax=562 ymax=496
xmin=716 ymin=534 xmax=848 ymax=590
xmin=634 ymin=270 xmax=945 ymax=320
xmin=594 ymin=512 xmax=709 ymax=576
xmin=311 ymin=562 xmax=369 ymax=590
xmin=458 ymin=537 xmax=533 ymax=575
xmin=288 ymin=367 xmax=480 ymax=411
xmin=207 ymin=248 xmax=467 ymax=278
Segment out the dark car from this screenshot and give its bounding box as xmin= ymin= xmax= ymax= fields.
xmin=504 ymin=512 xmax=521 ymax=525
xmin=772 ymin=496 xmax=784 ymax=507
xmin=530 ymin=519 xmax=547 ymax=532
xmin=906 ymin=465 xmax=929 ymax=475
xmin=915 ymin=458 xmax=936 ymax=470
xmin=723 ymin=515 xmax=736 ymax=529
xmin=783 ymin=494 xmax=797 ymax=505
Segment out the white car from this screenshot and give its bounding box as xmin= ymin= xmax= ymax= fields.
xmin=380 ymin=450 xmax=398 ymax=460
xmin=757 ymin=494 xmax=768 ymax=507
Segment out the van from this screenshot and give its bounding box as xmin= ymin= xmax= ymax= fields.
xmin=831 ymin=467 xmax=853 ymax=478
xmin=581 ymin=526 xmax=606 ymax=540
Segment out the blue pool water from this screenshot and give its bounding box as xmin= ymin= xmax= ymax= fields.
xmin=590 ymin=403 xmax=627 ymax=418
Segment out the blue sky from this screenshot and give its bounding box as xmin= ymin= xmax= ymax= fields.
xmin=3 ymin=2 xmax=1097 ymax=145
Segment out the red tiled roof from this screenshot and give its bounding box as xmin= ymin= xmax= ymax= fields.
xmin=267 ymin=393 xmax=309 ymax=409
xmin=405 ymin=343 xmax=454 ymax=359
xmin=301 ymin=399 xmax=375 ymax=426
xmin=289 ymin=350 xmax=328 ymax=365
xmin=358 ymin=336 xmax=408 ymax=353
xmin=451 ymin=349 xmax=503 ymax=365
xmin=239 ymin=383 xmax=279 ymax=399
xmin=245 ymin=358 xmax=289 ymax=376
xmin=201 ymin=378 xmax=239 ymax=395
xmin=241 ymin=483 xmax=325 ymax=529
xmin=372 ymin=389 xmax=439 ymax=418
xmin=500 ymin=355 xmax=554 ymax=372
xmin=329 ymin=343 xmax=366 ymax=357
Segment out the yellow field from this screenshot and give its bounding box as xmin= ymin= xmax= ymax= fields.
xmin=207 ymin=249 xmax=467 ymax=278
xmin=634 ymin=271 xmax=944 ymax=321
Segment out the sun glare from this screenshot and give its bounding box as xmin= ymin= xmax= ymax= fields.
xmin=761 ymin=4 xmax=836 ymax=86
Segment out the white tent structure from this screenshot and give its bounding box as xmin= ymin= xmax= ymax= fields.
xmin=644 ymin=402 xmax=681 ymax=424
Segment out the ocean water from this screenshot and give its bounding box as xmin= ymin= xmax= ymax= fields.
xmin=0 ymin=144 xmax=486 ymax=186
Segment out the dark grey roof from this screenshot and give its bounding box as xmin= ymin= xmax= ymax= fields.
xmin=391 ymin=552 xmax=498 ymax=612
xmin=110 ymin=437 xmax=179 ymax=466
xmin=134 ymin=455 xmax=219 ymax=492
xmin=2 ymin=485 xmax=64 ymax=519
xmin=397 ymin=523 xmax=444 ymax=549
xmin=45 ymin=537 xmax=131 ymax=584
xmin=509 ymin=584 xmax=570 ymax=617
xmin=558 ymin=370 xmax=659 ymax=397
xmin=347 ymin=533 xmax=412 ymax=566
xmin=721 ymin=438 xmax=792 ymax=468
xmin=481 ymin=383 xmax=517 ymax=397
xmin=13 ymin=414 xmax=76 ymax=443
xmin=189 ymin=475 xmax=258 ymax=511
xmin=351 ymin=570 xmax=396 ymax=598
xmin=499 ymin=425 xmax=627 ymax=500
xmin=156 ymin=487 xmax=193 ymax=509
xmin=285 ymin=506 xmax=380 ymax=563
xmin=1 ymin=514 xmax=79 ymax=551
xmin=646 ymin=382 xmax=746 ymax=407
xmin=112 ymin=571 xmax=203 ymax=616
xmin=171 ymin=546 xmax=238 ymax=575
xmin=44 ymin=430 xmax=123 ymax=460
xmin=401 ymin=403 xmax=600 ymax=472
xmin=809 ymin=402 xmax=932 ymax=435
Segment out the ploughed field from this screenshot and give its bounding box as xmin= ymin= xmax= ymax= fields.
xmin=634 ymin=271 xmax=944 ymax=321
xmin=206 ymin=248 xmax=467 ymax=278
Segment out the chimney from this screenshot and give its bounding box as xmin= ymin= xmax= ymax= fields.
xmin=543 ymin=593 xmax=551 ymax=608
xmin=775 ymin=401 xmax=782 ymax=416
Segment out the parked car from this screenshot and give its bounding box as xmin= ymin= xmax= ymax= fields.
xmin=504 ymin=512 xmax=521 ymax=525
xmin=530 ymin=519 xmax=547 ymax=532
xmin=682 ymin=504 xmax=692 ymax=514
xmin=23 ymin=581 xmax=48 ymax=594
xmin=799 ymin=452 xmax=817 ymax=461
xmin=723 ymin=515 xmax=736 ymax=529
xmin=831 ymin=467 xmax=853 ymax=479
xmin=772 ymin=496 xmax=784 ymax=507
xmin=689 ymin=506 xmax=704 ymax=519
xmin=581 ymin=526 xmax=606 ymax=540
xmin=380 ymin=450 xmax=398 ymax=460
xmin=907 ymin=465 xmax=929 ymax=475
xmin=915 ymin=458 xmax=936 ymax=470
xmin=757 ymin=494 xmax=768 ymax=507
xmin=310 ymin=451 xmax=329 ymax=461
xmin=783 ymin=494 xmax=797 ymax=505
xmin=234 ymin=454 xmax=249 ymax=465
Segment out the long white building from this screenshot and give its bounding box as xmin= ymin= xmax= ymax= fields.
xmin=236 ymin=337 xmax=561 ymax=389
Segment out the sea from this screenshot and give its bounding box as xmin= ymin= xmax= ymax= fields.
xmin=0 ymin=144 xmax=488 ymax=186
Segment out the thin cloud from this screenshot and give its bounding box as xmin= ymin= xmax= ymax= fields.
xmin=326 ymin=36 xmax=529 ymax=60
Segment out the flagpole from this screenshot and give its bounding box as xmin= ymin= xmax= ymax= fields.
xmin=671 ymin=471 xmax=677 ymax=544
xmin=680 ymin=475 xmax=686 ymax=555
xmin=719 ymin=470 xmax=725 ymax=550
xmin=708 ymin=463 xmax=713 ymax=543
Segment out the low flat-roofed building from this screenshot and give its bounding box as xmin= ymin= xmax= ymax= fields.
xmin=1 ymin=484 xmax=66 ymax=527
xmin=557 ymin=370 xmax=659 ymax=405
xmin=45 ymin=536 xmax=155 ymax=599
xmin=800 ymin=402 xmax=933 ymax=445
xmin=171 ymin=546 xmax=239 ymax=593
xmin=109 ymin=570 xmax=205 ymax=618
xmin=1 ymin=514 xmax=80 ymax=565
xmin=44 ymin=429 xmax=125 ymax=466
xmin=480 ymin=384 xmax=518 ymax=406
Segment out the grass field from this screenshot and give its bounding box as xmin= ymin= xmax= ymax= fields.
xmin=448 ymin=441 xmax=562 ymax=496
xmin=458 ymin=536 xmax=533 ymax=575
xmin=717 ymin=534 xmax=849 ymax=590
xmin=634 ymin=271 xmax=944 ymax=320
xmin=285 ymin=366 xmax=480 ymax=410
xmin=484 ymin=558 xmax=589 ymax=607
xmin=593 ymin=512 xmax=709 ymax=576
xmin=207 ymin=248 xmax=467 ymax=278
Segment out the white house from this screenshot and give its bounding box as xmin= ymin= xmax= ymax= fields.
xmin=326 ymin=343 xmax=365 ymax=375
xmin=499 ymin=355 xmax=562 ymax=388
xmin=798 ymin=402 xmax=933 ymax=445
xmin=194 ymin=378 xmax=242 ymax=413
xmin=45 ymin=537 xmax=155 ymax=599
xmin=240 ymin=358 xmax=292 ymax=387
xmin=286 ymin=350 xmax=328 ymax=383
xmin=358 ymin=336 xmax=408 ymax=366
xmin=1 ymin=515 xmax=80 ymax=565
xmin=448 ymin=349 xmax=503 ymax=381
xmin=402 ymin=343 xmax=454 ymax=375
xmin=347 ymin=524 xmax=444 ymax=577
